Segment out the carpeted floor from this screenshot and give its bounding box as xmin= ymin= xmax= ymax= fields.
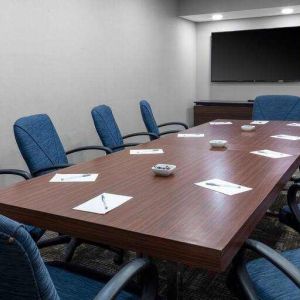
xmin=40 ymin=190 xmax=300 ymax=299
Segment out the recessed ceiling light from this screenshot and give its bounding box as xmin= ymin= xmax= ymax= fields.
xmin=281 ymin=7 xmax=294 ymax=14
xmin=212 ymin=14 xmax=223 ymax=21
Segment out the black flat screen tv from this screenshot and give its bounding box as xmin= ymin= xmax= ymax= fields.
xmin=211 ymin=26 xmax=300 ymax=82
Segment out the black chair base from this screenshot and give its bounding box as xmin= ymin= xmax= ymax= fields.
xmin=63 ymin=237 xmax=124 ymax=265
xmin=37 ymin=232 xmax=124 ymax=265
xmin=227 ymin=266 xmax=245 ymax=300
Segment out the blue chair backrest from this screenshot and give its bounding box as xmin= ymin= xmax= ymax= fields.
xmin=0 ymin=215 xmax=59 ymax=299
xmin=253 ymin=95 xmax=300 ymax=120
xmin=139 ymin=100 xmax=159 ymax=138
xmin=14 ymin=114 xmax=68 ymax=175
xmin=91 ymin=105 xmax=124 ymax=151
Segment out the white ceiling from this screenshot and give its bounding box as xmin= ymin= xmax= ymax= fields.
xmin=181 ymin=5 xmax=300 ymax=22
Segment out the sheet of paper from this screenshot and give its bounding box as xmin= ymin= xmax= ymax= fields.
xmin=251 ymin=121 xmax=269 ymax=125
xmin=271 ymin=134 xmax=300 ymax=141
xmin=287 ymin=123 xmax=300 ymax=127
xmin=73 ymin=193 xmax=132 ymax=214
xmin=195 ymin=178 xmax=252 ymax=196
xmin=50 ymin=173 xmax=98 ymax=182
xmin=209 ymin=121 xmax=232 ymax=125
xmin=250 ymin=149 xmax=292 ymax=159
xmin=130 ymin=149 xmax=164 ymax=155
xmin=177 ymin=133 xmax=204 ymax=138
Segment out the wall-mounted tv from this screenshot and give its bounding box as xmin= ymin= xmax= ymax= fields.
xmin=211 ymin=26 xmax=300 ymax=83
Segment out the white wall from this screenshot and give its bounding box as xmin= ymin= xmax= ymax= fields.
xmin=179 ymin=0 xmax=300 ymax=16
xmin=0 ymin=0 xmax=196 ymax=186
xmin=196 ymin=14 xmax=300 ymax=101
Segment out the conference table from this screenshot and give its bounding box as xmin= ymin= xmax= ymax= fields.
xmin=0 ymin=120 xmax=300 ymax=296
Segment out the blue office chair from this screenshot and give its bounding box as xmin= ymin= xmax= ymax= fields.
xmin=139 ymin=100 xmax=188 ymax=140
xmin=252 ymin=95 xmax=300 ymax=121
xmin=13 ymin=114 xmax=116 ymax=262
xmin=0 ymin=169 xmax=44 ymax=242
xmin=14 ymin=114 xmax=112 ymax=177
xmin=232 ymin=238 xmax=300 ymax=299
xmin=91 ymin=105 xmax=158 ymax=152
xmin=0 ymin=215 xmax=158 ymax=300
xmin=253 ymin=95 xmax=300 ymax=183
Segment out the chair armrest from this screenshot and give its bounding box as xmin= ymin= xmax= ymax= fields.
xmin=66 ymin=146 xmax=112 ymax=155
xmin=112 ymin=143 xmax=139 ymax=151
xmin=158 ymin=122 xmax=188 ymax=129
xmin=287 ymin=183 xmax=300 ymax=224
xmin=159 ymin=129 xmax=180 ymax=136
xmin=32 ymin=164 xmax=73 ymax=177
xmin=94 ymin=258 xmax=157 ymax=300
xmin=122 ymin=132 xmax=158 ymax=140
xmin=235 ymin=239 xmax=300 ymax=299
xmin=0 ymin=169 xmax=32 ymax=180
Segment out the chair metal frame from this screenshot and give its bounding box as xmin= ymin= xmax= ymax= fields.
xmin=110 ymin=132 xmax=158 ymax=151
xmin=158 ymin=122 xmax=188 ymax=136
xmin=32 ymin=145 xmax=112 ymax=177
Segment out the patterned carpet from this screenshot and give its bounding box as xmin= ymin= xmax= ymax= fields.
xmin=40 ymin=189 xmax=300 ymax=299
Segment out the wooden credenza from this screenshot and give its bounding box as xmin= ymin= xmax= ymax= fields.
xmin=194 ymin=101 xmax=253 ymax=126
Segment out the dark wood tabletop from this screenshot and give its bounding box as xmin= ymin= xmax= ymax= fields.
xmin=0 ymin=120 xmax=300 ymax=272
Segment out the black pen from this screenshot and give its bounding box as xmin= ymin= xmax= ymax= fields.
xmin=60 ymin=174 xmax=91 ymax=182
xmin=101 ymin=194 xmax=108 ymax=210
xmin=206 ymin=182 xmax=241 ymax=189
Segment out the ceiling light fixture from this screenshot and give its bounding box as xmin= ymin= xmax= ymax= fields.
xmin=212 ymin=14 xmax=223 ymax=21
xmin=281 ymin=7 xmax=294 ymax=14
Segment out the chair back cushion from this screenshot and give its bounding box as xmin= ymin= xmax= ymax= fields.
xmin=0 ymin=215 xmax=59 ymax=300
xmin=14 ymin=114 xmax=68 ymax=175
xmin=91 ymin=105 xmax=124 ymax=150
xmin=253 ymin=95 xmax=300 ymax=120
xmin=139 ymin=100 xmax=159 ymax=138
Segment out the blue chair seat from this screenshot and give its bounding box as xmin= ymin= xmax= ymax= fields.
xmin=47 ymin=265 xmax=138 ymax=300
xmin=246 ymin=248 xmax=300 ymax=299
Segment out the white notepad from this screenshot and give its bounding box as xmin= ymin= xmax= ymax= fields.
xmin=251 ymin=121 xmax=269 ymax=125
xmin=130 ymin=149 xmax=164 ymax=155
xmin=271 ymin=134 xmax=300 ymax=141
xmin=50 ymin=174 xmax=98 ymax=182
xmin=287 ymin=123 xmax=300 ymax=127
xmin=209 ymin=122 xmax=232 ymax=125
xmin=73 ymin=193 xmax=133 ymax=214
xmin=195 ymin=179 xmax=252 ymax=196
xmin=177 ymin=133 xmax=204 ymax=138
xmin=250 ymin=149 xmax=292 ymax=159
